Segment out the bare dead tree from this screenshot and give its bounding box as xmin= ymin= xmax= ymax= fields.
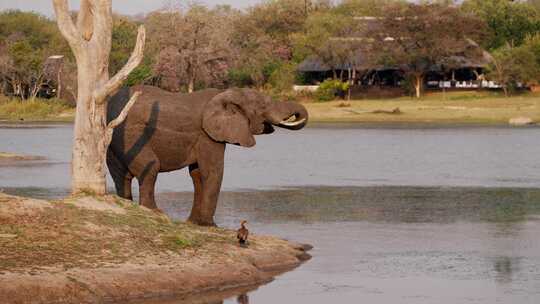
xmin=52 ymin=0 xmax=146 ymax=195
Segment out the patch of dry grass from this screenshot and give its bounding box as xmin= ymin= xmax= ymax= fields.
xmin=0 ymin=194 xmax=233 ymax=272
xmin=304 ymin=91 xmax=540 ymax=124
xmin=0 ymin=95 xmax=74 ymax=121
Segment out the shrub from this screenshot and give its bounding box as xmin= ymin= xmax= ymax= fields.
xmin=314 ymin=79 xmax=350 ymax=101
xmin=126 ymin=64 xmax=153 ymax=87
xmin=227 ymin=68 xmax=253 ymax=87
xmin=268 ymin=63 xmax=298 ymax=93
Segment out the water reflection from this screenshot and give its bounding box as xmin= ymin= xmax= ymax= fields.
xmin=493 ymin=256 xmax=520 ymax=284
xmin=126 ymin=286 xmax=258 ymax=304
xmin=153 ymin=186 xmax=540 ymax=225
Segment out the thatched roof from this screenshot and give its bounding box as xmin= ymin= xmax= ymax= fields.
xmin=298 ymin=44 xmax=491 ymax=73
xmin=297 ymin=49 xmax=384 ymax=72
xmin=297 ymin=57 xmax=355 ymax=72
xmin=298 ymin=17 xmax=492 ymax=73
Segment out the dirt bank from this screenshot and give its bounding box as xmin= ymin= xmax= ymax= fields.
xmin=0 ymin=152 xmax=45 ymax=165
xmin=0 ymin=193 xmax=311 ymax=303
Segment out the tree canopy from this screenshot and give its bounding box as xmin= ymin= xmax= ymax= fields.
xmin=372 ymin=3 xmax=486 ymax=97
xmin=3 ymin=0 xmax=540 ymax=99
xmin=462 ymin=0 xmax=540 ymax=50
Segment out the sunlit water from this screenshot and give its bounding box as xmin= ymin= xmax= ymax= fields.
xmin=2 ymin=123 xmax=540 ymax=303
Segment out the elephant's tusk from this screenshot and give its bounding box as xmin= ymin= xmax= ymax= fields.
xmin=279 ymin=117 xmax=307 ymax=127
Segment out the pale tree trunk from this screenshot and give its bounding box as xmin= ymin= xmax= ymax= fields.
xmin=414 ymin=74 xmax=423 ymax=99
xmin=52 ymin=0 xmax=145 ymax=195
xmin=13 ymin=81 xmax=22 ymax=98
xmin=493 ymin=59 xmax=509 ymax=98
xmin=188 ymin=74 xmax=195 ymax=93
xmin=57 ymin=67 xmax=63 ymax=99
xmin=30 ymin=74 xmax=44 ymax=100
xmin=502 ymin=86 xmax=509 ymax=97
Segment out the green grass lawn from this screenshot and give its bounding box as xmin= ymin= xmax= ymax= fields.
xmin=304 ymin=91 xmax=540 ymax=124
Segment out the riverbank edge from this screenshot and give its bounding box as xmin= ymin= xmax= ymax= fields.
xmin=0 ymin=152 xmax=45 ymax=161
xmin=0 ymin=193 xmax=312 ymax=304
xmin=2 ymin=117 xmax=536 ymax=126
xmin=2 ymin=114 xmax=537 ymax=126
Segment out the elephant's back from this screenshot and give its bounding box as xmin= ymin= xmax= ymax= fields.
xmin=108 ymin=85 xmax=222 ymax=127
xmin=108 ymin=85 xmax=223 ymax=171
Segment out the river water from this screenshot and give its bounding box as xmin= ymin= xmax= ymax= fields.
xmin=1 ymin=123 xmax=540 ymax=303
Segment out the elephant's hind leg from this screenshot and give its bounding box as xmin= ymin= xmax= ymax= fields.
xmin=107 ymin=150 xmax=133 ymax=200
xmin=136 ymin=159 xmax=160 ymax=209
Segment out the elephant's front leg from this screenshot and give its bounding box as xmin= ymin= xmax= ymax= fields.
xmin=188 ymin=140 xmax=225 ymax=226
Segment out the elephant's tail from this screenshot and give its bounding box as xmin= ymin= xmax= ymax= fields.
xmin=106 ymin=149 xmax=131 ymax=197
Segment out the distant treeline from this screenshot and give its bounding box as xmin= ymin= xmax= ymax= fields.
xmin=2 ymin=0 xmax=540 ymax=101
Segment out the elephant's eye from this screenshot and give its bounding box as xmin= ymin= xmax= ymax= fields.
xmin=225 ymin=103 xmax=238 ymax=114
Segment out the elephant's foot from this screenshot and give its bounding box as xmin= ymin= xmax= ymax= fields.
xmin=152 ymin=208 xmax=165 ymax=215
xmin=187 ymin=215 xmax=216 ymax=227
xmin=119 ymin=193 xmax=133 ymax=201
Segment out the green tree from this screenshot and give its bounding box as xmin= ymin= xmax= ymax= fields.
xmin=375 ymin=3 xmax=486 ymax=98
xmin=229 ymin=0 xmax=329 ymax=88
xmin=0 ymin=10 xmax=69 ymax=99
xmin=110 ymin=15 xmax=139 ymax=75
xmin=333 ymin=0 xmax=404 ymax=16
xmin=462 ymin=0 xmax=540 ymax=50
xmin=487 ymin=34 xmax=540 ymax=96
xmin=110 ymin=15 xmax=152 ymax=86
xmin=292 ymin=11 xmax=358 ymax=80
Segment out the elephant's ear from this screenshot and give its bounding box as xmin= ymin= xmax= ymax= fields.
xmin=202 ymin=90 xmax=256 ymax=147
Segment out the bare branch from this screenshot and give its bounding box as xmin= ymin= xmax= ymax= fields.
xmin=52 ymin=0 xmax=82 ymax=46
xmin=77 ymin=0 xmax=94 ymax=41
xmin=107 ymin=91 xmax=141 ymax=130
xmin=94 ymin=26 xmax=146 ymax=103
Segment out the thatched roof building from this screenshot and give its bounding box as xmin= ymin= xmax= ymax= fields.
xmin=297 ymin=16 xmax=494 ymax=90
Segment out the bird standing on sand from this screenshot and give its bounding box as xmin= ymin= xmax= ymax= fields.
xmin=237 ymin=220 xmax=249 ymax=246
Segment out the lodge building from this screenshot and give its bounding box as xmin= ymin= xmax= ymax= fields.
xmin=296 ymin=17 xmax=498 ymax=97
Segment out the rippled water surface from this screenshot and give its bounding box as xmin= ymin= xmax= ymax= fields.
xmin=2 ymin=123 xmax=540 ymax=303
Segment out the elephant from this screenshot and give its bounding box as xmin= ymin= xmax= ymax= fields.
xmin=106 ymin=85 xmax=308 ymax=226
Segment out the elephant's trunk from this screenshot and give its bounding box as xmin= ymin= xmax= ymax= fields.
xmin=268 ymin=101 xmax=309 ymax=131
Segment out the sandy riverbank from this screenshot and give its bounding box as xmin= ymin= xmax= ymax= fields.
xmin=0 ymin=152 xmax=45 ymax=165
xmin=0 ymin=193 xmax=311 ymax=303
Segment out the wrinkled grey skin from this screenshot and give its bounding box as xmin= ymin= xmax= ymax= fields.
xmin=107 ymin=85 xmax=308 ymax=226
